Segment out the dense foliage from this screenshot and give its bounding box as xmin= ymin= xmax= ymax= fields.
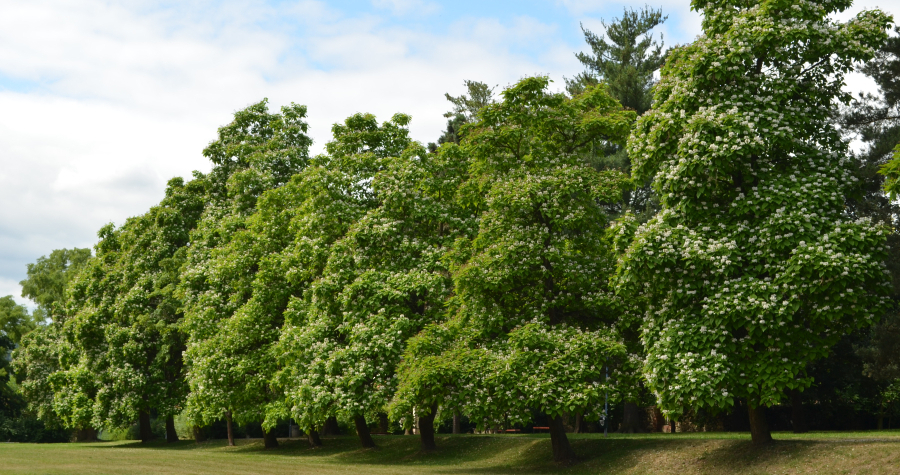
xmin=617 ymin=0 xmax=893 ymax=443
xmin=5 ymin=0 xmax=899 ymax=461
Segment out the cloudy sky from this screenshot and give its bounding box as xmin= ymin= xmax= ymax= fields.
xmin=0 ymin=0 xmax=893 ymax=307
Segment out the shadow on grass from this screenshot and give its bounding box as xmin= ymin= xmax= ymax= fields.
xmin=86 ymin=432 xmax=900 ymax=474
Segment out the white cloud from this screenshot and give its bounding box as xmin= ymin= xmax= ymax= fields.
xmin=0 ymin=0 xmax=895 ymax=306
xmin=372 ymin=0 xmax=441 ymax=16
xmin=0 ymin=0 xmax=576 ymax=304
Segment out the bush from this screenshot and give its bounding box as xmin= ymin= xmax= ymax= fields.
xmin=0 ymin=413 xmax=70 ymax=443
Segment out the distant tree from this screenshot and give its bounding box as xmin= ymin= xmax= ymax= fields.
xmin=10 ymin=321 xmax=66 ymax=432
xmin=836 ymin=26 xmax=900 ymax=428
xmin=617 ymin=0 xmax=893 ymax=446
xmin=11 ymin=249 xmax=92 ymax=440
xmin=569 ymin=6 xmax=667 ymax=116
xmin=567 ymin=7 xmax=668 ymax=221
xmin=429 ymin=80 xmax=495 ymax=151
xmin=0 ymin=296 xmax=35 ymax=419
xmin=0 ymin=296 xmax=36 ymax=345
xmin=20 ymin=248 xmax=91 ymax=322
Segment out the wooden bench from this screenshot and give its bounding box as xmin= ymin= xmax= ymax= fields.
xmin=532 ymin=426 xmax=550 ymax=433
xmin=504 ymin=429 xmax=521 ymax=433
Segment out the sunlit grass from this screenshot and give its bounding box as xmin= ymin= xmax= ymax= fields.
xmin=2 ymin=431 xmax=899 ymax=474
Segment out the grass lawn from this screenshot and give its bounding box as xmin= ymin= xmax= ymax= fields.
xmin=2 ymin=431 xmax=900 ymax=475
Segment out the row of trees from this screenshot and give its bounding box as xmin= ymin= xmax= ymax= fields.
xmin=2 ymin=0 xmax=899 ymax=463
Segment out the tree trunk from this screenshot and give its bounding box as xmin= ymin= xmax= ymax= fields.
xmin=354 ymin=415 xmax=377 ymax=449
xmin=225 ymin=412 xmax=236 ymax=447
xmin=574 ymin=412 xmax=584 ymax=433
xmin=322 ymin=416 xmax=340 ymax=436
xmin=791 ymin=389 xmax=808 ymax=433
xmin=263 ymin=427 xmax=279 ymax=449
xmin=649 ymin=407 xmax=664 ymax=432
xmin=418 ymin=404 xmax=438 ymax=451
xmin=165 ymin=415 xmax=178 ymax=442
xmin=378 ymin=413 xmax=389 ymax=434
xmin=620 ymin=402 xmax=647 ymax=433
xmin=549 ymin=415 xmax=576 ymax=463
xmin=307 ymin=428 xmax=323 ymax=447
xmin=748 ymin=404 xmax=773 ymax=445
xmin=74 ymin=427 xmax=98 ymax=442
xmin=452 ymin=411 xmax=461 ymax=434
xmin=192 ymin=425 xmax=207 ymax=443
xmin=139 ymin=410 xmax=155 ymax=443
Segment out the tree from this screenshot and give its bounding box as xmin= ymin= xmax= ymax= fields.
xmin=828 ymin=27 xmax=900 ymax=434
xmin=395 ymin=77 xmax=636 ymax=463
xmin=20 ymin=248 xmax=91 ymax=323
xmin=10 ymin=321 xmax=67 ymax=433
xmin=294 ymin=138 xmax=471 ymax=451
xmin=50 ymin=176 xmax=205 ymax=442
xmin=429 ymin=80 xmax=495 ymax=150
xmin=270 ymin=112 xmax=417 ymax=449
xmin=617 ymin=0 xmax=893 ymax=445
xmin=568 ymin=7 xmax=669 ymax=221
xmin=0 ymin=296 xmax=36 ymax=345
xmin=0 ymin=297 xmax=30 ymax=416
xmin=12 ymin=249 xmax=92 ymax=440
xmin=569 ymin=6 xmax=668 ymax=116
xmin=179 ymin=99 xmax=312 ymax=447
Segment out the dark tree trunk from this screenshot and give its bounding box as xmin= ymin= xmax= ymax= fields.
xmin=307 ymin=429 xmax=323 ymax=447
xmin=263 ymin=427 xmax=279 ymax=449
xmin=225 ymin=412 xmax=236 ymax=447
xmin=418 ymin=404 xmax=438 ymax=451
xmin=74 ymin=427 xmax=98 ymax=442
xmin=139 ymin=410 xmax=155 ymax=443
xmin=378 ymin=413 xmax=389 ymax=434
xmin=322 ymin=416 xmax=340 ymax=436
xmin=748 ymin=404 xmax=773 ymax=445
xmin=165 ymin=415 xmax=178 ymax=442
xmin=452 ymin=411 xmax=461 ymax=434
xmin=620 ymin=402 xmax=647 ymax=433
xmin=549 ymin=415 xmax=576 ymax=463
xmin=791 ymin=390 xmax=808 ymax=433
xmin=649 ymin=407 xmax=664 ymax=432
xmin=354 ymin=415 xmax=377 ymax=449
xmin=574 ymin=412 xmax=584 ymax=433
xmin=192 ymin=425 xmax=207 ymax=443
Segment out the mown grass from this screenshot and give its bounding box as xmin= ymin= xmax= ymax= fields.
xmin=2 ymin=431 xmax=900 ymax=474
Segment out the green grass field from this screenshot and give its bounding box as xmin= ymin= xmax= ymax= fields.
xmin=2 ymin=431 xmax=900 ymax=475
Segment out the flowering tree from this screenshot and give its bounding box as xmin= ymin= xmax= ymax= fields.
xmin=278 ymin=139 xmax=472 ymax=450
xmin=241 ymin=112 xmax=414 ymax=449
xmin=266 ymin=113 xmax=433 ymax=448
xmin=617 ymin=0 xmax=893 ymax=444
xmin=394 ymin=77 xmax=636 ymax=463
xmin=179 ymin=100 xmax=311 ymax=447
xmin=46 ymin=176 xmax=204 ymax=442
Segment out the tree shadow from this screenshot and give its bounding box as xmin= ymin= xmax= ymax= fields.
xmin=85 ymin=433 xmax=900 ymax=474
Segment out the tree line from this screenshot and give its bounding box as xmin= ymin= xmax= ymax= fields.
xmin=2 ymin=1 xmax=900 ymax=463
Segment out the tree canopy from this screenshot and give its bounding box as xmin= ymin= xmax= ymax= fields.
xmin=617 ymin=0 xmax=893 ymax=444
xmin=7 ymin=1 xmax=900 ymax=459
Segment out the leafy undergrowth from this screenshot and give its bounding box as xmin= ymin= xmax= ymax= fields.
xmin=1 ymin=432 xmax=900 ymax=474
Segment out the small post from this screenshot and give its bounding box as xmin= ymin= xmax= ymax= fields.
xmin=604 ymin=364 xmax=609 ymax=438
